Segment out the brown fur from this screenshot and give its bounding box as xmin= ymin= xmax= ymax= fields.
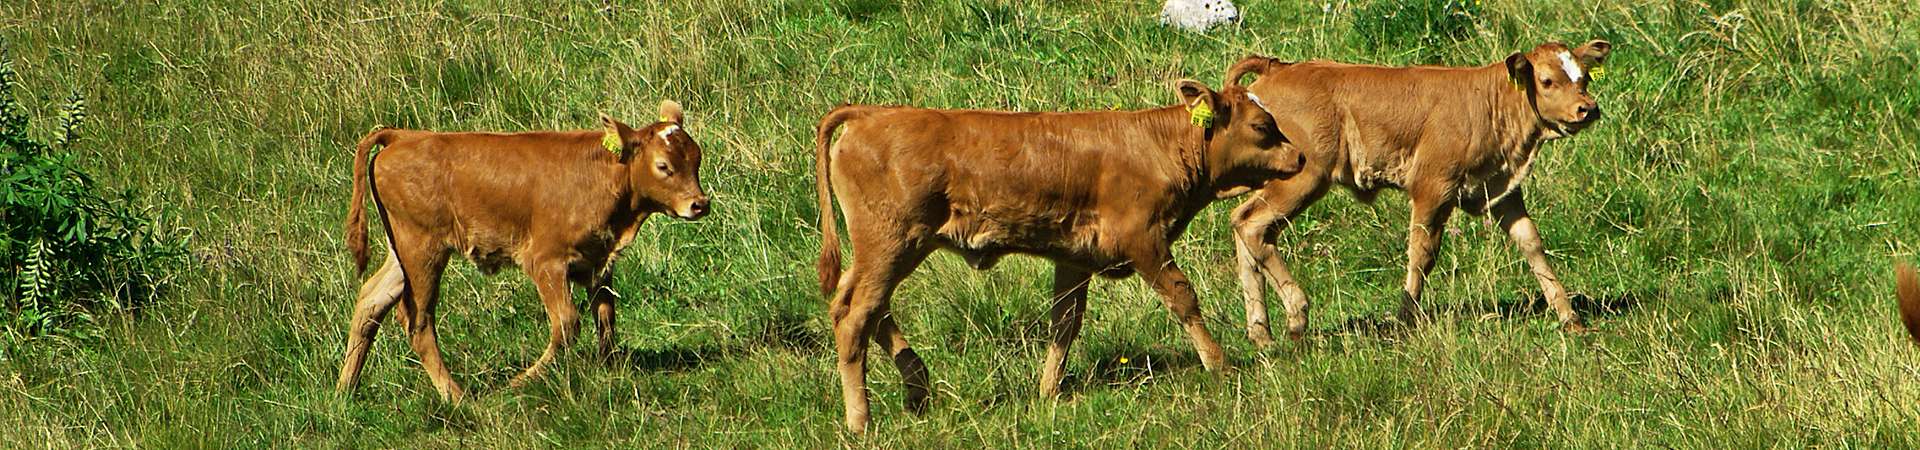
xmin=336 ymin=101 xmax=709 ymax=402
xmin=1224 ymin=40 xmax=1612 ymax=345
xmin=1899 ymin=262 xmax=1920 ymax=343
xmin=813 ymin=80 xmax=1302 ymax=432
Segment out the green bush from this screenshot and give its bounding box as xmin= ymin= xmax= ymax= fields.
xmin=1350 ymin=0 xmax=1484 ymax=63
xmin=1 ymin=51 xmax=186 ymax=341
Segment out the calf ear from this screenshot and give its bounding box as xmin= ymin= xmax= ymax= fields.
xmin=1175 ymin=79 xmax=1216 ymax=105
xmin=601 ymin=113 xmax=636 ymax=156
xmin=1574 ymin=39 xmax=1612 ymax=66
xmin=1504 ymin=52 xmax=1534 ymax=89
xmin=658 ymin=100 xmax=685 ymax=124
xmin=1174 ymin=79 xmax=1222 ymax=126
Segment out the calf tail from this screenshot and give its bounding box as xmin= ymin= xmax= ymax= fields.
xmin=346 ymin=127 xmax=394 ymax=275
xmin=1224 ymin=55 xmax=1291 ymax=87
xmin=815 ymin=105 xmax=866 ymax=298
xmin=1899 ymin=262 xmax=1920 ymax=344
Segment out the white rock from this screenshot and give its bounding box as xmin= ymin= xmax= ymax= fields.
xmin=1160 ymin=0 xmax=1239 ymax=32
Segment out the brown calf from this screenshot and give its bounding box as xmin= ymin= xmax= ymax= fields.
xmin=814 ymin=80 xmax=1303 ymax=432
xmin=338 ymin=101 xmax=709 ymax=401
xmin=1221 ymin=40 xmax=1612 ymax=345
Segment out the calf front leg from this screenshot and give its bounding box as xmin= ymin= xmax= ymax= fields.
xmin=1231 ymin=179 xmax=1326 ymax=346
xmin=1491 ymin=191 xmax=1586 ymax=331
xmin=1040 ymin=265 xmax=1092 ymax=398
xmin=589 ymin=280 xmax=618 ymax=361
xmin=1133 ymin=250 xmax=1227 ymax=371
xmin=1399 ymin=189 xmax=1457 ymax=326
xmin=510 ymin=259 xmax=581 ymax=388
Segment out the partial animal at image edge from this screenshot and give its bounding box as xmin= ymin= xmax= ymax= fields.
xmin=1898 ymin=262 xmax=1920 ymax=343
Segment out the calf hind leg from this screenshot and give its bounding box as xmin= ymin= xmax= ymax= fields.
xmin=832 ymin=239 xmax=929 ymax=433
xmin=337 ymin=251 xmax=408 ymax=393
xmin=394 ymin=242 xmax=462 ymax=402
xmin=872 ymin=311 xmax=930 ymax=413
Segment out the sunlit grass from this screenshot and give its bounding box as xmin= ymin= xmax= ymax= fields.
xmin=2 ymin=0 xmax=1918 ymax=446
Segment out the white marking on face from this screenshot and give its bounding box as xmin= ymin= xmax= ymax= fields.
xmin=1244 ymin=92 xmax=1273 ymax=115
xmin=657 ymin=125 xmax=680 ymax=144
xmin=1557 ymin=51 xmax=1583 ymax=83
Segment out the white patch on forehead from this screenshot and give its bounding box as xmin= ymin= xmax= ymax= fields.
xmin=1557 ymin=51 xmax=1583 ymax=83
xmin=1244 ymin=92 xmax=1273 ymax=114
xmin=657 ymin=125 xmax=680 ymax=144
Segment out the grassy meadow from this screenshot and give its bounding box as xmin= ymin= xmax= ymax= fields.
xmin=5 ymin=0 xmax=1920 ymax=446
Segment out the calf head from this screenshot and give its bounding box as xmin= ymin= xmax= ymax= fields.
xmin=1174 ymin=79 xmax=1303 ymax=194
xmin=1507 ymin=40 xmax=1612 ymax=138
xmin=603 ymin=100 xmax=710 ymax=220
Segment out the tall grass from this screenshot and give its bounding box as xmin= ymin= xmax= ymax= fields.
xmin=1 ymin=0 xmax=1917 ymax=446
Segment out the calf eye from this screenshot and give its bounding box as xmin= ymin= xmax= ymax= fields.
xmin=655 ymin=162 xmax=672 ymax=174
xmin=1541 ymin=78 xmax=1555 ymax=88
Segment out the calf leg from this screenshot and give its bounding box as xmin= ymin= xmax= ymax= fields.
xmin=1398 ymin=187 xmax=1457 ymax=325
xmin=510 ymin=259 xmax=581 ymax=388
xmin=337 ymin=251 xmax=407 ymax=394
xmin=394 ymin=242 xmax=460 ymax=401
xmin=871 ymin=309 xmax=930 ymax=413
xmin=831 ymin=238 xmax=929 ymax=433
xmin=1491 ymin=191 xmax=1587 ymax=331
xmin=589 ymin=280 xmax=618 ymax=361
xmin=1133 ymin=250 xmax=1227 ymax=371
xmin=1040 ymin=266 xmax=1092 ymax=398
xmin=1231 ymin=179 xmax=1327 ymax=346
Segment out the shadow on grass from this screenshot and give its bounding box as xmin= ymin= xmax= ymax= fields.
xmin=606 ymin=309 xmax=827 ymax=372
xmin=1466 ymin=291 xmax=1642 ymax=322
xmin=1319 ymin=292 xmax=1641 ymax=340
xmin=1057 ymin=344 xmax=1204 ymax=397
xmin=605 ymin=345 xmax=725 ymax=373
xmin=414 ymin=395 xmax=483 ymax=433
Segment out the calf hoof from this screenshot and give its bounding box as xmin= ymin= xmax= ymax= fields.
xmin=843 ymin=413 xmax=870 ymax=435
xmin=1199 ymin=353 xmax=1230 ymax=372
xmin=1285 ymin=326 xmax=1308 ymax=342
xmin=1563 ymin=320 xmax=1594 ymax=334
xmin=1394 ymin=309 xmax=1427 ymax=327
xmin=1247 ymin=327 xmax=1276 ymax=349
xmin=904 ymin=387 xmax=931 ymax=414
xmin=439 ymin=385 xmax=467 ymax=405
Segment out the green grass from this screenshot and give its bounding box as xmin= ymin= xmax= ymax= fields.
xmin=5 ymin=0 xmax=1920 ymax=446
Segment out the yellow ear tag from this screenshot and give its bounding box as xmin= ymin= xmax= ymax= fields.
xmin=1589 ymin=64 xmax=1606 ymax=80
xmin=602 ymin=128 xmax=622 ymax=153
xmin=1188 ymin=99 xmax=1215 ymax=128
